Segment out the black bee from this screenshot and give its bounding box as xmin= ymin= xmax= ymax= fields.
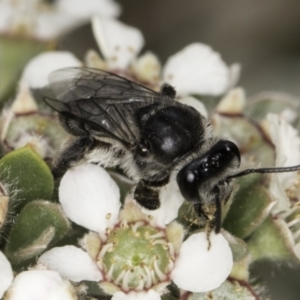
xmin=43 ymin=67 xmax=300 ymax=233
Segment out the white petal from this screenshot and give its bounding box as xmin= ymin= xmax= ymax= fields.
xmin=163 ymin=43 xmax=230 ymax=96
xmin=266 ymin=114 xmax=295 ymax=214
xmin=56 ymin=0 xmax=121 ymax=19
xmin=177 ymin=96 xmax=208 ymax=118
xmin=11 ymin=83 xmax=38 ymax=114
xmin=280 ymin=108 xmax=298 ymax=124
xmin=267 ymin=113 xmax=300 ymax=188
xmin=269 ymin=173 xmax=290 ymax=215
xmin=92 ymin=16 xmax=144 ymax=69
xmin=59 ymin=164 xmax=121 ymax=233
xmin=0 ymin=3 xmax=12 ymax=33
xmin=228 ymin=63 xmax=241 ymax=90
xmin=0 ymin=251 xmax=13 ymax=298
xmin=38 ymin=246 xmax=102 ymax=282
xmin=112 ymin=289 xmax=160 ymax=300
xmin=6 ymin=270 xmax=76 ymax=300
xmin=130 ymin=51 xmax=161 ymax=84
xmin=140 ymin=179 xmax=184 ymax=227
xmin=216 ymin=88 xmax=246 ymax=114
xmin=20 ymin=51 xmax=81 ymax=88
xmin=35 ymin=12 xmax=83 ymax=40
xmin=171 ymin=232 xmax=233 ymax=292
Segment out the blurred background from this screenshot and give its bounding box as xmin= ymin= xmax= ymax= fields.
xmin=1 ymin=0 xmax=300 ymax=298
xmin=61 ymin=0 xmax=300 ymax=97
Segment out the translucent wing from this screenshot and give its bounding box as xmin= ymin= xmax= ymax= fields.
xmin=43 ymin=67 xmax=164 ymax=147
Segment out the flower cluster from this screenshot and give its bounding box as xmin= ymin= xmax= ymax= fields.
xmin=1 ymin=1 xmax=300 ymax=300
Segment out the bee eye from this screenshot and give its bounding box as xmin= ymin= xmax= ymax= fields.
xmin=186 ymin=171 xmax=195 ymax=183
xmin=177 ymin=169 xmax=199 ymax=204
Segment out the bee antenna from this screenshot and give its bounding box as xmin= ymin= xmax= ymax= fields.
xmin=228 ymin=164 xmax=300 ymax=179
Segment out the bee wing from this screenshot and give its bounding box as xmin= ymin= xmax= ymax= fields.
xmin=43 ymin=67 xmax=161 ymax=147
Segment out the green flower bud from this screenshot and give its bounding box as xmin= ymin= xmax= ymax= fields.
xmin=5 ymin=200 xmax=70 ymax=266
xmin=223 ymin=176 xmax=274 ymax=239
xmin=247 ymin=216 xmax=297 ymax=262
xmin=0 ymin=145 xmax=54 ymax=207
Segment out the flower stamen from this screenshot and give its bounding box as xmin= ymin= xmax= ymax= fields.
xmin=143 ymin=265 xmax=152 ymax=288
xmin=149 ymin=232 xmax=165 ymax=239
xmin=167 ymin=258 xmax=174 ymax=272
xmin=115 ymin=269 xmax=126 ymax=285
xmin=154 ymin=257 xmax=167 ymax=281
xmin=131 ymin=221 xmax=145 ymax=233
xmin=122 ymin=270 xmax=130 ymax=291
xmin=106 ymin=261 xmax=115 ymax=281
xmin=150 ymin=268 xmax=157 ymax=285
xmin=98 ymin=242 xmax=114 ymax=259
xmin=152 ymin=239 xmax=166 ymax=246
xmin=135 ymin=275 xmax=144 ymax=291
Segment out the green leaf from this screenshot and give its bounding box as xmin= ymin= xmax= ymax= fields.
xmin=0 ymin=145 xmax=54 ymax=207
xmin=223 ymin=175 xmax=274 ymax=239
xmin=5 ymin=200 xmax=70 ymax=265
xmin=247 ymin=216 xmax=297 ymax=262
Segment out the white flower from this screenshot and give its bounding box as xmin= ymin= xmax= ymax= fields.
xmin=58 ymin=164 xmax=121 ymax=238
xmin=171 ymin=232 xmax=233 ymax=293
xmin=0 ymin=251 xmax=13 ymax=298
xmin=4 ymin=270 xmax=76 ymax=300
xmin=0 ymin=0 xmax=121 ymax=40
xmin=92 ymin=16 xmax=144 ymax=70
xmin=266 ymin=113 xmax=300 ymax=259
xmin=91 ymin=16 xmax=238 ymax=96
xmin=20 ymin=51 xmax=81 ymax=89
xmin=162 ymin=43 xmax=230 ymax=96
xmin=38 ymin=245 xmax=102 ymax=282
xmin=37 ymin=163 xmax=233 ymax=299
xmin=267 ymin=113 xmax=300 ymax=214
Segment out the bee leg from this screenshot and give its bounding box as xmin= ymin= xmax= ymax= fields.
xmin=53 ymin=136 xmax=99 ymax=178
xmin=205 ymin=223 xmax=213 ymax=250
xmin=206 ymin=197 xmax=222 ymax=250
xmin=133 ymin=181 xmax=160 ymax=210
xmin=214 ymin=196 xmax=222 ymax=234
xmin=193 ymin=203 xmax=216 ymax=250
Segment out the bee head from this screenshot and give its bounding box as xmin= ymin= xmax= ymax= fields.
xmin=176 ymin=140 xmax=241 ymax=206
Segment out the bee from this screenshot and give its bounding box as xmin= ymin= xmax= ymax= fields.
xmin=43 ymin=67 xmax=300 ymax=233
